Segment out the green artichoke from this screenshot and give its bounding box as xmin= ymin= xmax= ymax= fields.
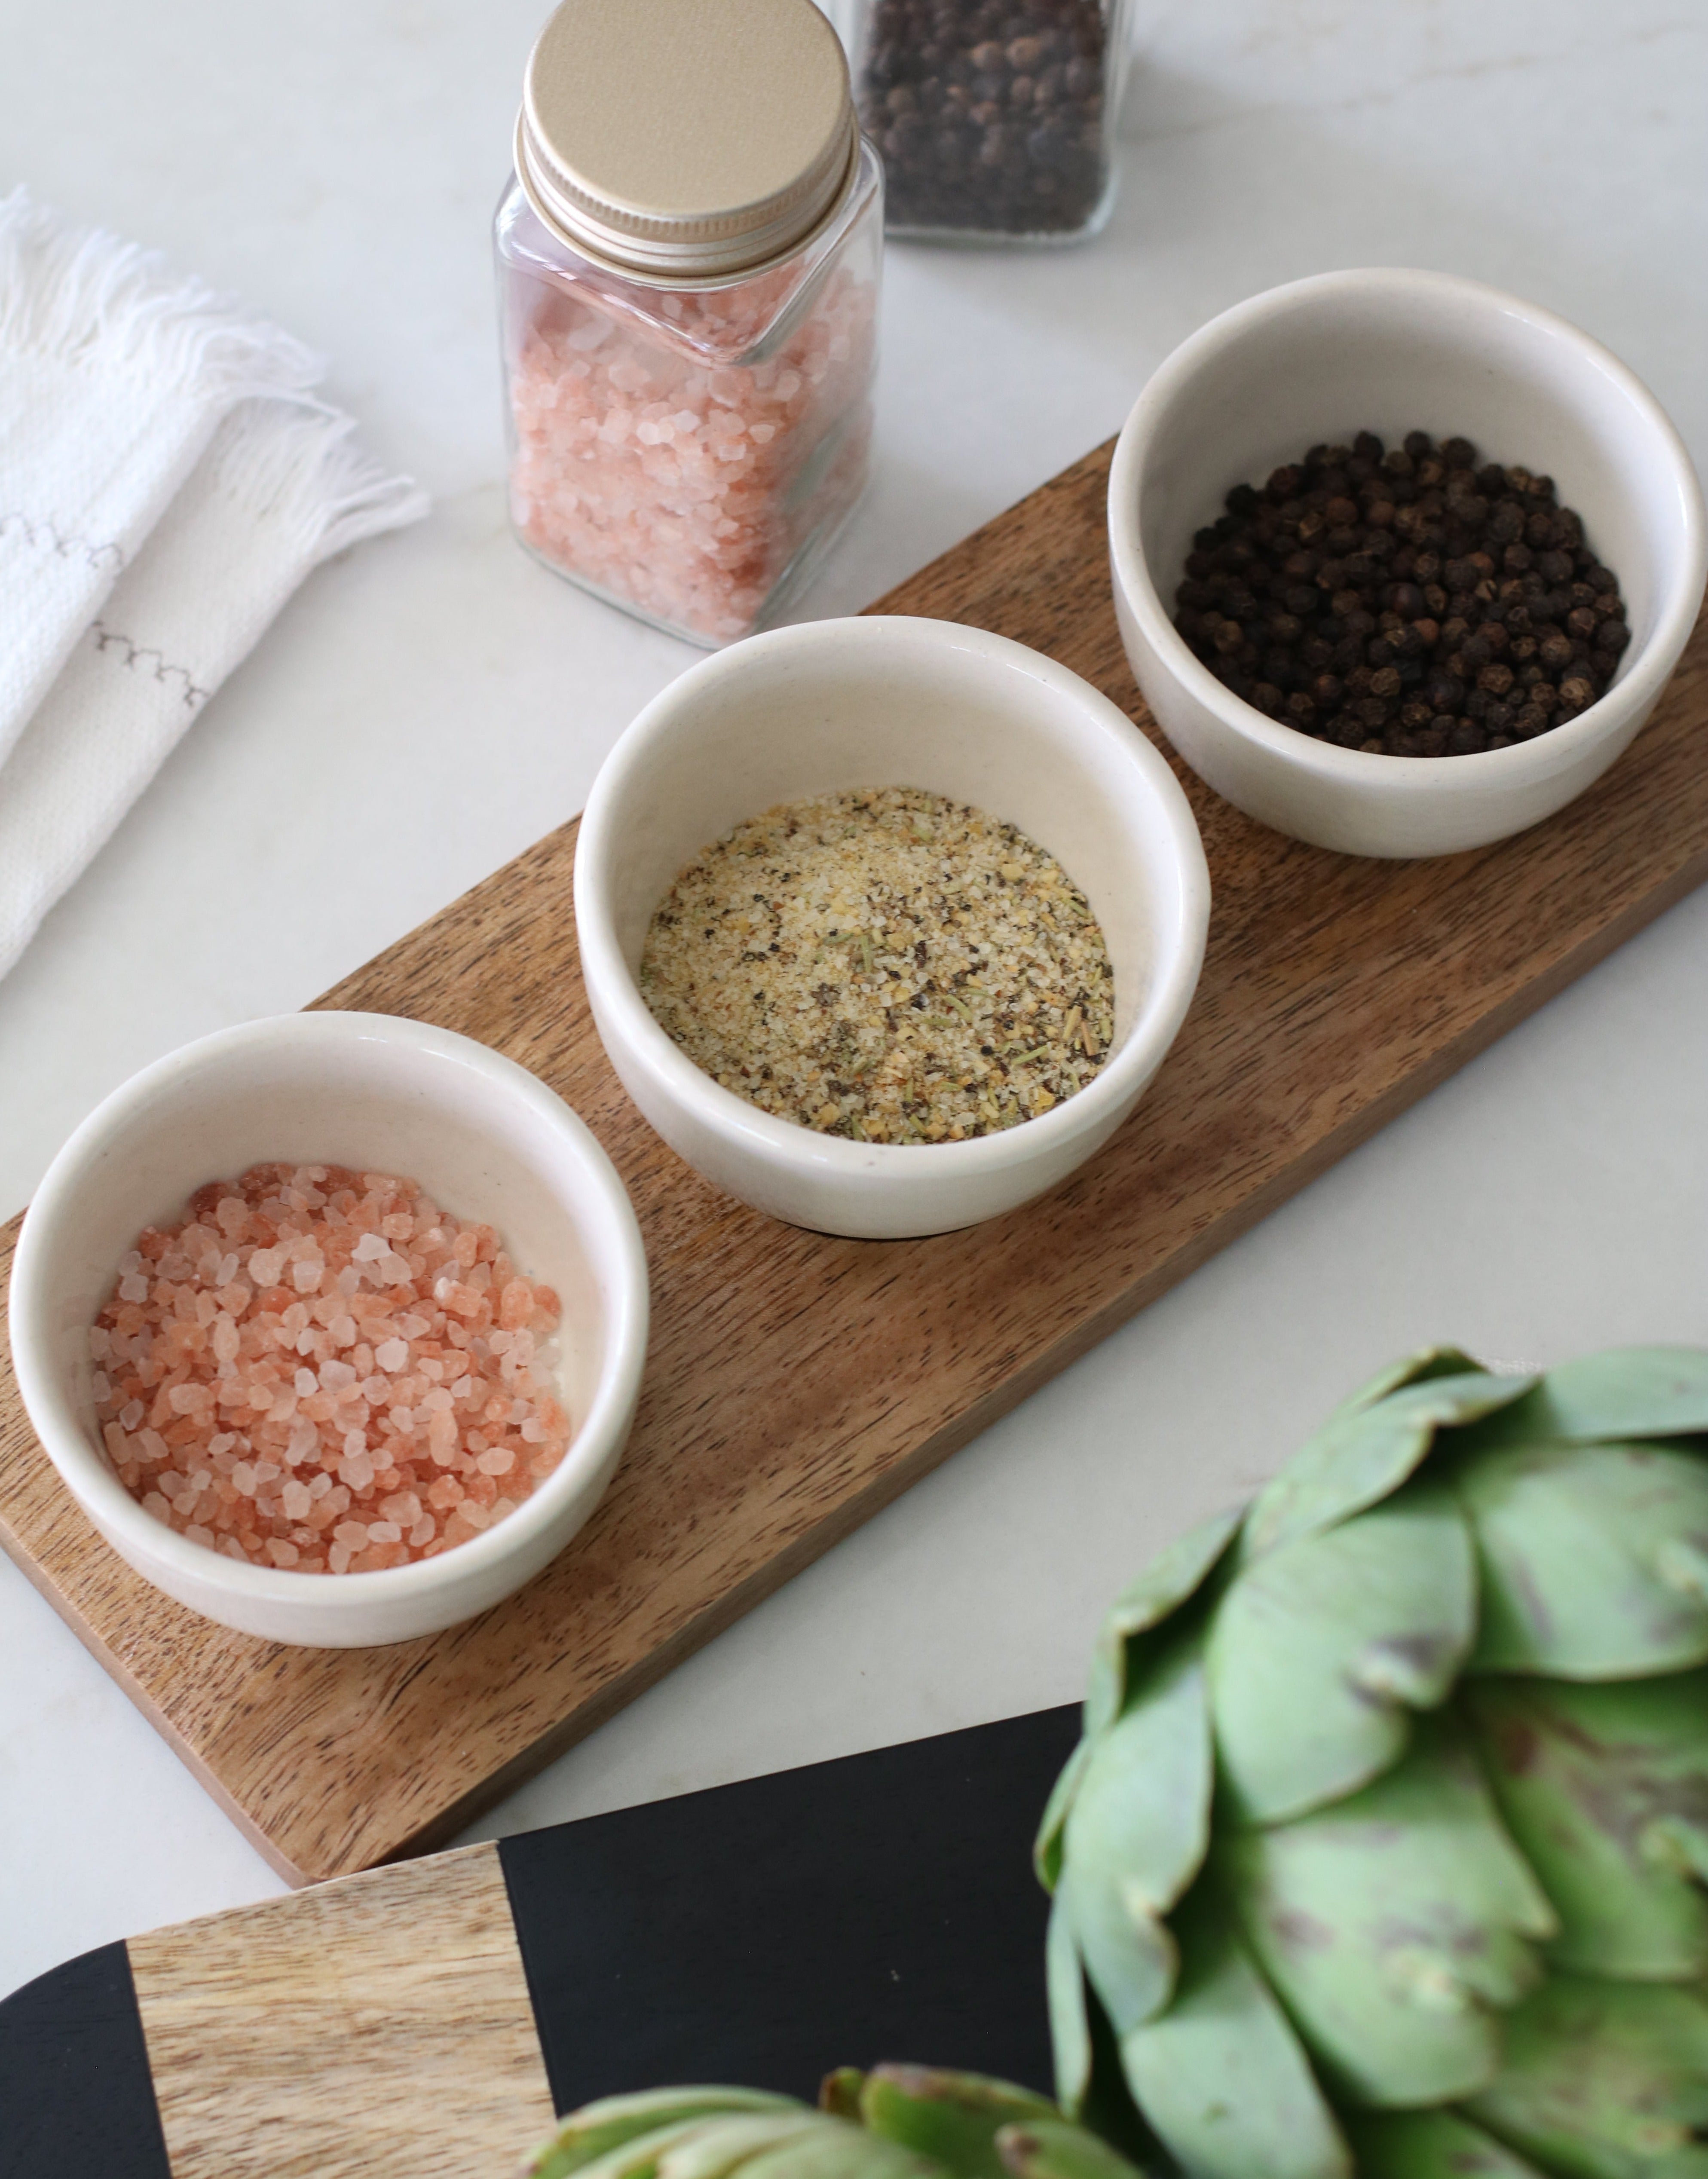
xmin=1036 ymin=1346 xmax=1708 ymax=2179
xmin=523 ymin=2066 xmax=1148 ymax=2179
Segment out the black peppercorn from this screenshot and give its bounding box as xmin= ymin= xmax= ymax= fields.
xmin=1558 ymin=674 xmax=1596 ymax=713
xmin=1170 ymin=430 xmax=1626 ymax=759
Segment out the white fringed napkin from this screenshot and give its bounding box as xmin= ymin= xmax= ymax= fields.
xmin=0 ymin=189 xmax=428 ymax=980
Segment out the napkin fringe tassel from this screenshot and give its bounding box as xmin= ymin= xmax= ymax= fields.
xmin=208 ymin=400 xmax=431 ymax=567
xmin=0 ymin=186 xmax=320 ymax=408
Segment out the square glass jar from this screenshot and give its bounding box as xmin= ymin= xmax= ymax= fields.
xmin=846 ymin=0 xmax=1131 ymax=244
xmin=495 ymin=143 xmax=883 ymax=649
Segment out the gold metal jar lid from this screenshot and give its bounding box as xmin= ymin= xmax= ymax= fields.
xmin=517 ymin=0 xmax=857 ymax=282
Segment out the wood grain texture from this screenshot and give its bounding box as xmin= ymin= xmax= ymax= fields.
xmin=129 ymin=1843 xmax=554 ymax=2179
xmin=3 ymin=438 xmax=1707 ymax=1885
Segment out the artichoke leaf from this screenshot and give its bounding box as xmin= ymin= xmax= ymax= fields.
xmin=1321 ymin=1346 xmax=1494 ymax=1426
xmin=529 ymin=2121 xmax=688 ymax=2179
xmin=536 ymin=2120 xmax=772 ymax=2179
xmin=739 ymin=2119 xmax=946 ymax=2179
xmin=857 ymin=2068 xmax=1057 ymax=2179
xmin=1037 ymin=1735 xmax=1096 ymax=1893
xmin=1243 ymin=1370 xmax=1534 ymax=1563
xmin=1118 ymin=1882 xmax=1352 ymax=2179
xmin=1471 ymin=1348 xmax=1708 ymax=1449
xmin=1219 ymin=1711 xmax=1557 ymax=2108
xmin=1340 ymin=2111 xmax=1550 ymax=2178
xmin=1062 ymin=1628 xmax=1215 ymax=2031
xmin=1059 ymin=1863 xmax=1179 ymax=2050
xmin=1465 ymin=1669 xmax=1708 ymax=1980
xmin=527 ymin=2093 xmax=804 ymax=2179
xmin=1461 ymin=1973 xmax=1708 ymax=2179
xmin=558 ymin=2130 xmax=698 ymax=2179
xmin=656 ymin=2118 xmax=837 ymax=2179
xmin=993 ymin=2118 xmax=1149 ymax=2179
xmin=1455 ymin=1440 xmax=1708 ymax=1677
xmin=1207 ymin=1477 xmax=1476 ymax=1824
xmin=823 ymin=2073 xmax=867 ymax=2122
xmin=1047 ymin=1890 xmax=1093 ymax=2116
xmin=1082 ymin=1506 xmax=1242 ymax=1738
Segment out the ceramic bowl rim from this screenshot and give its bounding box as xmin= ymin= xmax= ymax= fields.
xmin=8 ymin=1010 xmax=651 ymax=1609
xmin=1108 ymin=265 xmax=1708 ymax=787
xmin=573 ymin=613 xmax=1212 ymax=1179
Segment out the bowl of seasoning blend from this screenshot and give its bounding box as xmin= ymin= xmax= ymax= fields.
xmin=496 ymin=0 xmax=883 ymax=648
xmin=1107 ymin=268 xmax=1708 ymax=857
xmin=574 ymin=614 xmax=1209 ymax=1239
xmin=8 ymin=1013 xmax=649 ymax=1646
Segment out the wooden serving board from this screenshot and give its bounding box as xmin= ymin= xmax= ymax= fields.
xmin=3 ymin=439 xmax=1708 ymax=1887
xmin=0 ymin=1706 xmax=1078 ymax=2179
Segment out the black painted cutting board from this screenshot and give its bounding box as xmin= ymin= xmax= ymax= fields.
xmin=0 ymin=1705 xmax=1079 ymax=2179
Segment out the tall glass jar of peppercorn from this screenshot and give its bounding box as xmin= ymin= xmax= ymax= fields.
xmin=842 ymin=0 xmax=1131 ymax=244
xmin=496 ymin=0 xmax=884 ymax=647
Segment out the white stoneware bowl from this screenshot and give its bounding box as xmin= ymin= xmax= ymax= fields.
xmin=8 ymin=1012 xmax=649 ymax=1647
xmin=1108 ymin=268 xmax=1708 ymax=857
xmin=574 ymin=614 xmax=1210 ymax=1239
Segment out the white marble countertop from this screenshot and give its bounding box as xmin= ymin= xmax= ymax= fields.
xmin=3 ymin=0 xmax=1706 ymax=2003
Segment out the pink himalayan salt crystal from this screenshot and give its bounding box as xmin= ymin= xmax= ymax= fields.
xmin=507 ymin=262 xmax=874 ymax=646
xmin=89 ymin=1163 xmax=571 ymax=1576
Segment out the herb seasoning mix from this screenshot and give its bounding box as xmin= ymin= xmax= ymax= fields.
xmin=639 ymin=787 xmax=1115 ymax=1142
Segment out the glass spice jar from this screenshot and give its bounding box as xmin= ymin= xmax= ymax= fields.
xmin=843 ymin=0 xmax=1131 ymax=244
xmin=496 ymin=0 xmax=884 ymax=648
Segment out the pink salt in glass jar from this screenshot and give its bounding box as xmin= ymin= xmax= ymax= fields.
xmin=496 ymin=0 xmax=884 ymax=648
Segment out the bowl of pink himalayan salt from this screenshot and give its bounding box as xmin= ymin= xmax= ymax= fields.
xmin=8 ymin=1012 xmax=649 ymax=1647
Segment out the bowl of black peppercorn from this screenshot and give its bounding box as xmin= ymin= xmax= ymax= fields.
xmin=1107 ymin=268 xmax=1707 ymax=857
